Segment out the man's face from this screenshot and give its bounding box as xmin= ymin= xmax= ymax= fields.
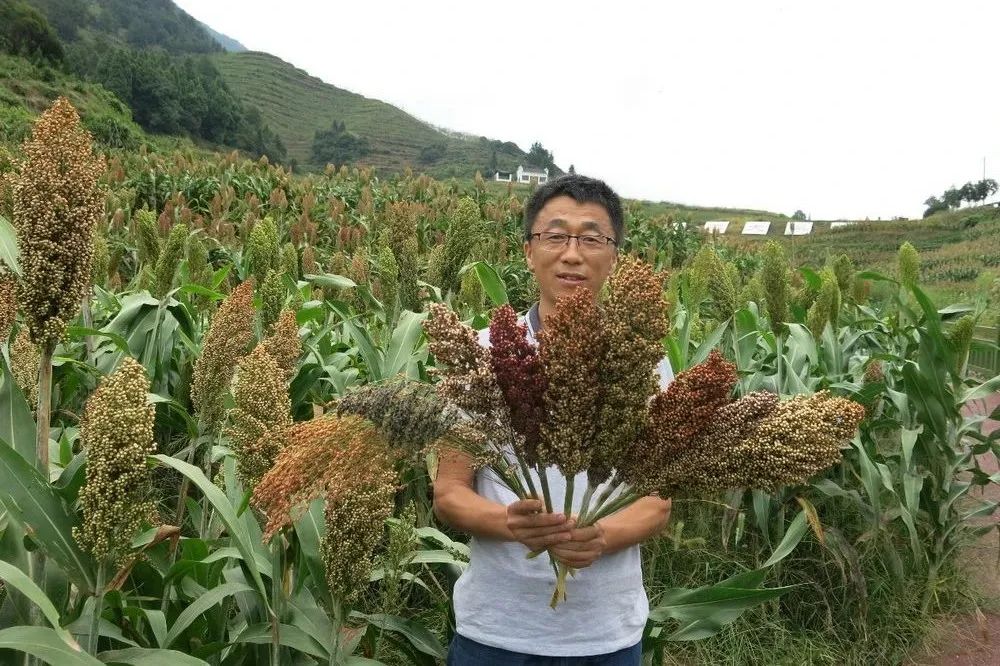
xmin=523 ymin=195 xmax=618 ymax=305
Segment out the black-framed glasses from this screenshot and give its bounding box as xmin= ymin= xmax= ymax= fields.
xmin=528 ymin=231 xmax=618 ymax=253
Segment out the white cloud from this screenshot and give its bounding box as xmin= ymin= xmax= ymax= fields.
xmin=175 ymin=0 xmax=1000 ymax=219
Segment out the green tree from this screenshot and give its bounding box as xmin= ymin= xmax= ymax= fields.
xmin=0 ymin=0 xmax=64 ymax=63
xmin=312 ymin=120 xmax=371 ymax=165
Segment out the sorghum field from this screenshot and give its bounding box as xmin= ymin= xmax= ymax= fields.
xmin=0 ymin=98 xmax=998 ymax=666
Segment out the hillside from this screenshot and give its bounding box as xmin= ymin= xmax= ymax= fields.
xmin=211 ymin=50 xmax=534 ymax=175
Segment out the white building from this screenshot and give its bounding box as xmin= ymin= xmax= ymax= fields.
xmin=517 ymin=165 xmax=549 ymax=184
xmin=703 ymin=220 xmax=730 ymax=234
xmin=493 ymin=170 xmax=513 ymax=182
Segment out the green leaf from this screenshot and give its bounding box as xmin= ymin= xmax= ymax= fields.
xmin=762 ymin=510 xmax=808 ymax=567
xmin=0 ymin=351 xmax=37 ymax=463
xmin=855 ymin=270 xmax=897 ymax=283
xmin=382 ymin=310 xmax=427 ymax=379
xmin=690 ymin=321 xmax=729 ymax=367
xmin=142 ymin=609 xmax=167 ymax=648
xmin=960 ymin=374 xmax=1000 ymax=405
xmin=164 ymin=581 xmax=252 ymax=647
xmin=151 ymin=455 xmax=271 ymax=614
xmin=0 ymin=626 xmax=100 ymax=665
xmin=359 ymin=613 xmax=447 ymax=659
xmin=471 ymin=261 xmax=508 ymax=306
xmin=306 ymin=273 xmax=357 ymax=290
xmin=649 ymin=584 xmax=796 ymax=640
xmin=0 ymin=443 xmax=96 ymax=593
xmin=232 ymin=623 xmax=329 ymax=660
xmin=98 ymin=647 xmax=210 ymax=665
xmin=329 ymin=301 xmax=384 ymax=381
xmin=0 ymin=560 xmax=80 ymax=647
xmin=0 ymin=214 xmax=20 ymax=275
xmin=293 ymin=499 xmax=331 ymax=608
xmin=67 ymin=326 xmax=131 ymax=354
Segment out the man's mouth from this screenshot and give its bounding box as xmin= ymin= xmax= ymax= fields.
xmin=556 ymin=273 xmax=587 ymax=285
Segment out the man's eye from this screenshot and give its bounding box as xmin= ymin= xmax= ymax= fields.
xmin=579 ymin=236 xmax=603 ymax=246
xmin=546 ymin=234 xmax=569 ymax=242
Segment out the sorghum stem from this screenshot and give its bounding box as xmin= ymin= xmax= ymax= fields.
xmin=30 ymin=342 xmax=54 ymax=634
xmin=271 ymin=537 xmax=283 ymax=665
xmin=536 ymin=464 xmax=554 ymax=514
xmin=563 ymin=474 xmax=575 ymax=518
xmin=517 ymin=457 xmax=539 ymax=500
xmin=86 ymin=561 xmax=106 ymax=655
xmin=81 ymin=291 xmax=94 ymax=366
xmin=589 ymin=492 xmax=640 ymax=524
xmin=576 ymin=483 xmax=597 ymax=525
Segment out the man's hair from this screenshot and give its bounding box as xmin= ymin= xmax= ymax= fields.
xmin=522 ymin=174 xmax=625 ymax=244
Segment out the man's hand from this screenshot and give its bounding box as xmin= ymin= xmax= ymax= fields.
xmin=549 ymin=522 xmax=607 ymax=569
xmin=506 ymin=499 xmax=574 ymax=551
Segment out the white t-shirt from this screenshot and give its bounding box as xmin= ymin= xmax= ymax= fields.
xmin=451 ymin=304 xmax=674 ymax=657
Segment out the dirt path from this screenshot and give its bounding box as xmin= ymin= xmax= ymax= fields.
xmin=911 ymin=392 xmax=1000 ymax=666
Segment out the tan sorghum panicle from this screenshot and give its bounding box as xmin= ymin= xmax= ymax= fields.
xmin=226 ymin=344 xmax=292 ymax=489
xmin=537 ymin=288 xmax=605 ymax=477
xmin=14 ymin=97 xmax=105 ymax=348
xmin=252 ymin=414 xmax=396 ymax=541
xmin=590 ymin=257 xmax=668 ymax=486
xmin=260 ymin=309 xmax=301 ymax=381
xmin=0 ymin=274 xmax=16 ymax=342
xmin=10 ymin=328 xmax=40 ymax=409
xmin=191 ymin=280 xmax=256 ymax=431
xmin=73 ymin=358 xmax=157 ymax=563
xmin=657 ymin=391 xmax=864 ymax=495
xmin=321 ymin=478 xmax=394 ymax=604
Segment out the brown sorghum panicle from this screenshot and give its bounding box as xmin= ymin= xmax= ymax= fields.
xmin=226 ymin=344 xmax=292 ymax=489
xmin=424 ymin=303 xmax=505 ymax=417
xmin=590 ymin=256 xmax=668 ymax=486
xmin=74 ymin=358 xmax=157 ymax=563
xmin=191 ymin=280 xmax=256 ymax=431
xmin=489 ymin=304 xmax=546 ymax=464
xmin=14 ymin=97 xmax=105 ymax=348
xmin=537 ymin=288 xmax=604 ymax=477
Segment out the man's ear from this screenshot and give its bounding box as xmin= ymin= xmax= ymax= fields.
xmin=524 ymin=240 xmax=535 ymax=273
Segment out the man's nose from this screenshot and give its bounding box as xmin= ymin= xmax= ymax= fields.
xmin=559 ymin=237 xmax=585 ymax=262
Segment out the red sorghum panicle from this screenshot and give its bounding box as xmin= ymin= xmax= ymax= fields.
xmin=14 ymin=97 xmax=105 ymax=348
xmin=10 ymin=328 xmax=40 ymax=409
xmin=537 ymin=288 xmax=605 ymax=477
xmin=226 ymin=344 xmax=292 ymax=489
xmin=252 ymin=414 xmax=396 ymax=541
xmin=646 ymin=349 xmax=737 ymax=456
xmin=0 ymin=274 xmax=16 ymax=341
xmin=74 ymin=358 xmax=157 ymax=563
xmin=489 ymin=304 xmax=547 ymax=464
xmin=590 ymin=257 xmax=668 ymax=486
xmin=191 ymin=280 xmax=256 ymax=431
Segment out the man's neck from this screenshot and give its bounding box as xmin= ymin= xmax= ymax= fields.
xmin=536 ymin=298 xmax=555 ymax=333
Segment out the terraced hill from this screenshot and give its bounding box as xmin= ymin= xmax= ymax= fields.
xmin=212 ymin=51 xmax=532 ymax=176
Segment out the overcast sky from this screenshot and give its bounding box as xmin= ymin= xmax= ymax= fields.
xmin=175 ymin=0 xmax=1000 ymax=220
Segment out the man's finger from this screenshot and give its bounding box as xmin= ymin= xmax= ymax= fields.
xmin=509 ymin=512 xmax=568 ymax=529
xmin=525 ymin=531 xmax=574 ymax=550
xmin=568 ymin=525 xmax=601 ymax=541
xmin=514 ymin=523 xmax=574 ymax=540
xmin=549 ymin=540 xmax=596 ymax=553
xmin=508 ymin=499 xmax=545 ymax=515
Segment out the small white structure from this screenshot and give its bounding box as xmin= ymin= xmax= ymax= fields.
xmin=784 ymin=221 xmax=813 ymax=236
xmin=517 ymin=165 xmax=549 ymax=184
xmin=829 ymin=221 xmax=855 ymax=230
xmin=742 ymin=220 xmax=771 ymax=235
xmin=493 ymin=170 xmax=513 ymax=182
xmin=703 ymin=220 xmax=730 ymax=234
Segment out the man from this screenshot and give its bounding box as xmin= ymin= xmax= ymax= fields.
xmin=433 ymin=174 xmax=673 ymax=665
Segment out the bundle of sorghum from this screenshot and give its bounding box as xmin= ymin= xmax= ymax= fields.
xmin=417 ymin=256 xmax=865 ymax=607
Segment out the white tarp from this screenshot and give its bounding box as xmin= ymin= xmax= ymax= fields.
xmin=829 ymin=222 xmax=855 ymax=230
xmin=742 ymin=220 xmax=771 ymax=235
xmin=784 ymin=221 xmax=813 ymax=235
xmin=703 ymin=220 xmax=730 ymax=234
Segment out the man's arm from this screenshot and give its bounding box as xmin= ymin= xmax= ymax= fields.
xmin=432 ymin=447 xmax=574 ymax=549
xmin=549 ymin=496 xmax=671 ymax=569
